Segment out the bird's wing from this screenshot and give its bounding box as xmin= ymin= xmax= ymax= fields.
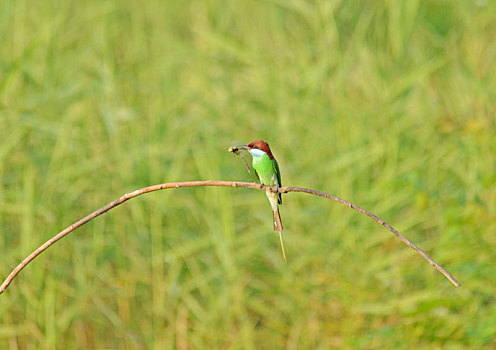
xmin=253 ymin=168 xmax=260 ymax=181
xmin=273 ymin=158 xmax=282 ymax=205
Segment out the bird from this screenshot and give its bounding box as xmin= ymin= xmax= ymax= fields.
xmin=228 ymin=140 xmax=286 ymax=261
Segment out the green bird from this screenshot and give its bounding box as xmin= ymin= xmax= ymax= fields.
xmin=229 ymin=140 xmax=286 ymax=261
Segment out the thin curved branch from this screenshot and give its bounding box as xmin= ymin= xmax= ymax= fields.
xmin=0 ymin=181 xmax=460 ymax=294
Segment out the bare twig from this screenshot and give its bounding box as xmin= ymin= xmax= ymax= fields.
xmin=0 ymin=181 xmax=460 ymax=294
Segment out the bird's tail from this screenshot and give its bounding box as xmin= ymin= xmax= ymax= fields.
xmin=273 ymin=207 xmax=283 ymax=232
xmin=268 ymin=193 xmax=286 ymax=261
xmin=278 ymin=229 xmax=287 ymax=262
xmin=274 ymin=208 xmax=286 ymax=262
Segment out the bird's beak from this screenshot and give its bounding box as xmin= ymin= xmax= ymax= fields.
xmin=228 ymin=145 xmax=251 ymax=153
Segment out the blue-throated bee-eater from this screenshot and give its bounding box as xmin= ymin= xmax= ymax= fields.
xmin=229 ymin=140 xmax=286 ymax=261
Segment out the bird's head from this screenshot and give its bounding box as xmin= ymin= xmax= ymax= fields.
xmin=228 ymin=140 xmax=274 ymax=159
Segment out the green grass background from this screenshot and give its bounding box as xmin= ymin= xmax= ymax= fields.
xmin=1 ymin=0 xmax=495 ymax=348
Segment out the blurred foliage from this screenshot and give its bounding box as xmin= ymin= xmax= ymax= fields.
xmin=0 ymin=0 xmax=495 ymax=348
